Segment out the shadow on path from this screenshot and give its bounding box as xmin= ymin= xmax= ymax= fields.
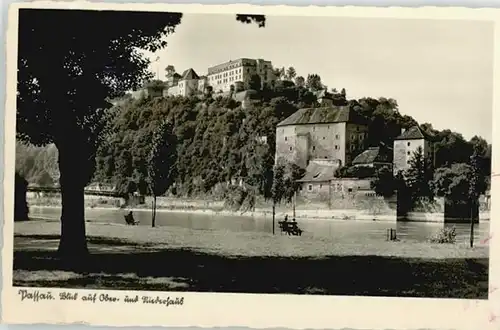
xmin=13 ymin=234 xmax=489 ymax=299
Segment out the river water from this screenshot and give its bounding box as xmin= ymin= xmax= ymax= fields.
xmin=28 ymin=206 xmax=490 ymax=244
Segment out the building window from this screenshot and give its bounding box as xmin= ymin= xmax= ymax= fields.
xmin=351 ymin=135 xmax=356 ymax=141
xmin=324 ymin=156 xmax=327 ymax=159
xmin=322 ymin=137 xmax=326 ymax=140
xmin=407 ymin=151 xmax=411 ymax=155
xmin=284 ymin=137 xmax=287 ymax=141
xmin=407 ymin=142 xmax=411 ymax=146
xmin=335 ymin=145 xmax=339 ymax=150
xmin=320 ymin=184 xmax=323 ymax=188
xmin=312 ymin=146 xmax=316 ymax=151
xmin=308 ymin=184 xmax=313 ymax=191
xmin=289 ymin=146 xmax=292 ymax=151
xmin=336 ymin=134 xmax=340 ymax=139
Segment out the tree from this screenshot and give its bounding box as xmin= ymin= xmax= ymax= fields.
xmin=17 ymin=9 xmax=184 ymax=258
xmin=433 ymin=130 xmax=472 ymax=168
xmin=273 ymin=67 xmax=285 ymax=81
xmin=468 ymin=145 xmax=482 ymax=247
xmin=404 ymin=147 xmax=434 ymax=204
xmin=295 ymin=76 xmax=305 ymax=87
xmin=370 ymin=165 xmax=396 ymax=197
xmin=286 ymin=67 xmax=296 ymax=81
xmin=147 ymin=121 xmax=177 ymax=228
xmin=271 ymin=161 xmax=286 ymax=235
xmin=433 ymin=159 xmax=485 ymax=246
xmin=306 ymin=74 xmax=323 ymax=91
xmin=17 ymin=9 xmax=265 ymax=259
xmin=247 ymin=74 xmax=262 ymax=91
xmin=469 ymin=135 xmax=491 ymax=185
xmin=433 ymin=164 xmax=469 ymax=200
xmin=33 ymin=170 xmax=55 ymax=186
xmin=282 ymin=162 xmax=306 ymax=203
xmin=165 ymin=65 xmax=176 ymax=77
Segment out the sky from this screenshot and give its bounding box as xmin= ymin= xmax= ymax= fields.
xmin=146 ymin=14 xmax=494 ymax=142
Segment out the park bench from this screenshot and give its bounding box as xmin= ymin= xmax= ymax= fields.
xmin=124 ymin=212 xmax=139 ymax=226
xmin=278 ymin=220 xmax=303 ymax=236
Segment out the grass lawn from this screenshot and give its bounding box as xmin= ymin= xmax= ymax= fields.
xmin=13 ymin=219 xmax=489 ymax=298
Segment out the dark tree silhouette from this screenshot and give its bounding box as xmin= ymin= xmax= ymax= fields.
xmin=247 ymin=74 xmax=262 ymax=91
xmin=236 ymin=14 xmax=266 ymax=27
xmin=16 ymin=9 xmax=266 ymax=259
xmin=370 ymin=166 xmax=397 ymax=198
xmin=14 ymin=173 xmax=29 ymax=222
xmin=17 ymin=9 xmax=185 ymax=258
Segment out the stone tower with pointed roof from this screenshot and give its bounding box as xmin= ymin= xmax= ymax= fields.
xmin=393 ymin=125 xmax=434 ymax=174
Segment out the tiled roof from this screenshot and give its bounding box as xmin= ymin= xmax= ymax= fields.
xmin=395 ymin=125 xmax=433 ymax=141
xmin=277 ymin=106 xmax=367 ymax=127
xmin=297 ymin=161 xmax=339 ymax=182
xmin=352 ymin=146 xmax=393 ymax=165
xmin=181 ymin=68 xmax=200 ymax=80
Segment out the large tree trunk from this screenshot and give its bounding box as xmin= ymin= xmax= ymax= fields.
xmin=57 ymin=146 xmax=89 ymax=258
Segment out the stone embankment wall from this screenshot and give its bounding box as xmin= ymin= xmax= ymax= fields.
xmin=296 ymin=190 xmax=397 ymax=222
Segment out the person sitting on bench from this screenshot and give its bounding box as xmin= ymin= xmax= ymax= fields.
xmin=124 ymin=211 xmax=137 ymax=225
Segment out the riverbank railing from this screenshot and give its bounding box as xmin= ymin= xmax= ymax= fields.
xmin=27 ymin=186 xmax=122 ymax=198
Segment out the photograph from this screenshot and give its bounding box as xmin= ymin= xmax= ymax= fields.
xmin=2 ymin=1 xmax=499 ymax=328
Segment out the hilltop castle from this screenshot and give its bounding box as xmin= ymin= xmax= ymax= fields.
xmin=132 ymin=57 xmax=277 ymax=99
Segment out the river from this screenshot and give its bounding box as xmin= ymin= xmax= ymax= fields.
xmin=28 ymin=206 xmax=490 ymax=244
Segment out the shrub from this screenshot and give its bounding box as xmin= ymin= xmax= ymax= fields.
xmin=430 ymin=226 xmax=457 ymax=244
xmin=223 ymin=185 xmax=248 ymax=211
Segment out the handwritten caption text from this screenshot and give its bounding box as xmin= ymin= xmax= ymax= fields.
xmin=18 ymin=289 xmax=184 ymax=307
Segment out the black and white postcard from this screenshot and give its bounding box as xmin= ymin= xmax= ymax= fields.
xmin=2 ymin=2 xmax=500 ymax=329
